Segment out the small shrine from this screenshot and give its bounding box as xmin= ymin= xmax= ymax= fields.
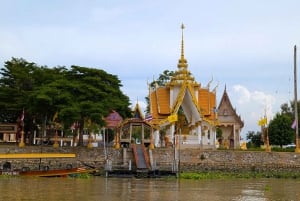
xmin=217 ymin=86 xmax=244 ymax=149
xmin=118 ymin=103 xmax=154 ymax=148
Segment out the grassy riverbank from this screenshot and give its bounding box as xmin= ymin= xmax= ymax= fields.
xmin=180 ymin=171 xmax=300 ymax=180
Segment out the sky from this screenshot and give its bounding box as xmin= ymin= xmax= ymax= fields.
xmin=1 ymin=0 xmax=300 ymax=139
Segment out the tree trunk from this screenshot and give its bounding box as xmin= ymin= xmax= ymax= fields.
xmin=77 ymin=119 xmax=84 ymax=146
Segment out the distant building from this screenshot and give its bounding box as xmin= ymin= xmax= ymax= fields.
xmin=217 ymin=86 xmax=244 ymax=149
xmin=0 ymin=124 xmax=17 ymax=143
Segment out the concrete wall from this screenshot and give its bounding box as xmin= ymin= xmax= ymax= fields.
xmin=1 ymin=146 xmax=300 ymax=173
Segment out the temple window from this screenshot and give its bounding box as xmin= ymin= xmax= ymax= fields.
xmin=223 ymin=109 xmax=228 ymax=116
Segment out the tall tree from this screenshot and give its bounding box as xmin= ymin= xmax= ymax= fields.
xmin=62 ymin=65 xmax=131 ymax=145
xmin=0 ymin=58 xmax=38 ymax=122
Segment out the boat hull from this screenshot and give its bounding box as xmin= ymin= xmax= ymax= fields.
xmin=1 ymin=167 xmax=95 ymax=177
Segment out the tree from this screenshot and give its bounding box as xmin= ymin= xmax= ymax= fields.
xmin=145 ymin=70 xmax=175 ymax=114
xmin=268 ymin=113 xmax=294 ymax=147
xmin=246 ymin=131 xmax=263 ymax=148
xmin=0 ymin=58 xmax=132 ymax=146
xmin=0 ymin=58 xmax=38 ymax=123
xmin=65 ymin=66 xmax=132 ymax=145
xmin=153 ymin=70 xmax=175 ymax=86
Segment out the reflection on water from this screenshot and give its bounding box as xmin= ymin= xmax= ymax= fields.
xmin=0 ymin=177 xmax=300 ymax=201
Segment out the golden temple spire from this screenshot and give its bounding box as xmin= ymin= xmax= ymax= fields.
xmin=169 ymin=23 xmax=196 ymax=84
xmin=178 ymin=23 xmax=188 ymax=69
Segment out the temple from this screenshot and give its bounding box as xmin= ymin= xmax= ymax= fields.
xmin=147 ymin=24 xmax=218 ymax=149
xmin=118 ymin=24 xmax=243 ymax=149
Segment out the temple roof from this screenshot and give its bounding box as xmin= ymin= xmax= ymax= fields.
xmin=104 ymin=110 xmax=123 ymax=128
xmin=132 ymin=102 xmax=144 ymax=120
xmin=217 ymin=86 xmax=244 ymax=127
xmin=148 ymin=24 xmax=217 ymax=126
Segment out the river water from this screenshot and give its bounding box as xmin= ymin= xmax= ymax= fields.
xmin=0 ymin=176 xmax=300 ymax=201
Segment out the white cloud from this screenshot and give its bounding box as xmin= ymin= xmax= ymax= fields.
xmin=228 ymin=84 xmax=279 ymax=138
xmin=232 ymin=85 xmax=251 ymax=104
xmin=233 ymin=85 xmax=275 ymax=112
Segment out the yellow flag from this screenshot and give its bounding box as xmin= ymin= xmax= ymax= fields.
xmin=258 ymin=117 xmax=267 ymax=126
xmin=262 ymin=117 xmax=267 ymax=125
xmin=258 ymin=119 xmax=262 ymax=126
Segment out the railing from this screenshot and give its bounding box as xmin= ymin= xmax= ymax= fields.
xmin=142 ymin=144 xmax=150 ymax=169
xmin=131 ymin=144 xmax=139 ymax=168
xmin=33 ymin=137 xmax=74 ymax=146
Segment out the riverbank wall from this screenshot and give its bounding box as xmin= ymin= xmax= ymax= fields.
xmin=1 ymin=145 xmax=300 ymax=173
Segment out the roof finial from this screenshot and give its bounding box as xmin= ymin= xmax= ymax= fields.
xmin=177 ymin=23 xmax=188 ymax=69
xmin=180 ymin=23 xmax=185 ymax=61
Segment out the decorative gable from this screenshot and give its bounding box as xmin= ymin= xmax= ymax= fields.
xmin=217 ymin=87 xmax=244 ymax=127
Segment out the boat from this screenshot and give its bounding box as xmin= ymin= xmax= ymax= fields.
xmin=1 ymin=166 xmax=95 ymax=177
xmin=0 ymin=153 xmax=96 ymax=177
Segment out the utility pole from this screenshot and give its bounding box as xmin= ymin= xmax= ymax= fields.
xmin=294 ymin=45 xmax=300 ymax=153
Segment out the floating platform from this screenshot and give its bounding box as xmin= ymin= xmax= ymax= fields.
xmin=105 ymin=169 xmax=177 ymax=178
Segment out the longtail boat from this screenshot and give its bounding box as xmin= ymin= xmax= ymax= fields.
xmin=1 ymin=167 xmax=95 ymax=177
xmin=0 ymin=153 xmax=96 ymax=177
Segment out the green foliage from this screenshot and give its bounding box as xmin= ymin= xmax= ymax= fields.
xmin=0 ymin=58 xmax=132 ymax=145
xmin=246 ymin=131 xmax=263 ymax=148
xmin=180 ymin=171 xmax=300 ymax=180
xmin=216 ymin=127 xmax=222 ymax=139
xmin=262 ymin=100 xmax=300 ymax=148
xmin=145 ymin=70 xmax=175 ymax=113
xmin=268 ymin=113 xmax=294 ymax=147
xmin=271 ymin=146 xmax=295 ymax=152
xmin=152 ymin=70 xmax=175 ymax=86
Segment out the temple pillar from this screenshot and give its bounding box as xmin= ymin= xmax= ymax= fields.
xmin=154 ymin=130 xmax=160 ymax=147
xmin=233 ymin=124 xmax=236 ymax=148
xmin=123 ymin=148 xmax=127 ymax=166
xmin=214 ymin=126 xmax=217 ymax=149
xmin=170 ymin=123 xmax=175 ymax=144
xmin=196 ymin=122 xmax=202 ymax=144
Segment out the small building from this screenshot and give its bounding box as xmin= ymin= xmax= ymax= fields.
xmin=118 ymin=103 xmax=154 ymax=148
xmin=0 ymin=124 xmax=17 ymax=143
xmin=104 ymin=110 xmax=123 ymax=129
xmin=217 ymin=86 xmax=244 ymax=149
xmin=102 ymin=110 xmax=123 ymax=145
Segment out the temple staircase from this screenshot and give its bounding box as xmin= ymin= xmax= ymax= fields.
xmin=132 ymin=144 xmax=150 ymax=177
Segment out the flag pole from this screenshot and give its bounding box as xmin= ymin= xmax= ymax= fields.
xmin=294 ymin=45 xmax=300 ymax=153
